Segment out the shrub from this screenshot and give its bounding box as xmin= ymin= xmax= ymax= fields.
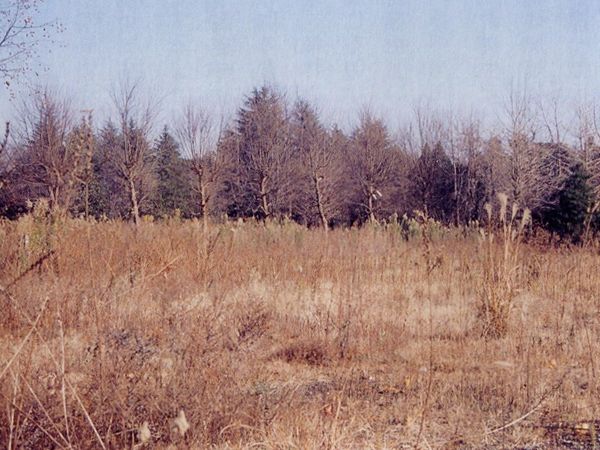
xmin=541 ymin=163 xmax=595 ymax=244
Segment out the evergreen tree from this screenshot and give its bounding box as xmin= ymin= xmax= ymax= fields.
xmin=153 ymin=126 xmax=192 ymax=217
xmin=411 ymin=142 xmax=454 ymax=221
xmin=542 ymin=163 xmax=594 ymax=243
xmin=220 ymin=86 xmax=292 ymax=219
xmin=89 ymin=122 xmax=128 ymax=219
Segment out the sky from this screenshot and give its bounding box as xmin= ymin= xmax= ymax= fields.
xmin=2 ymin=0 xmax=600 ymax=131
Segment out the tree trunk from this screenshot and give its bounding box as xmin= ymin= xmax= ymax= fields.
xmin=367 ymin=186 xmax=376 ymax=223
xmin=49 ymin=184 xmax=62 ymax=215
xmin=453 ymin=162 xmax=460 ymax=226
xmin=84 ymin=183 xmax=90 ymax=220
xmin=200 ymin=177 xmax=208 ymax=229
xmin=48 ymin=186 xmax=58 ymax=212
xmin=314 ymin=175 xmax=329 ymax=231
xmin=129 ymin=178 xmax=140 ymax=225
xmin=260 ymin=175 xmax=270 ymax=219
xmin=192 ymin=165 xmax=209 ymax=228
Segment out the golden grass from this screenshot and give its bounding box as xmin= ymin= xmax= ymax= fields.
xmin=1 ymin=216 xmax=600 ymax=449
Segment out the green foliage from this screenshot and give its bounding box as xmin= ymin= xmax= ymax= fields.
xmin=85 ymin=122 xmax=124 ymax=219
xmin=542 ymin=163 xmax=594 ymax=243
xmin=153 ymin=127 xmax=193 ymax=217
xmin=411 ymin=142 xmax=454 ymax=221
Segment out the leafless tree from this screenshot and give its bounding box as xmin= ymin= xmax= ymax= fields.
xmin=452 ymin=116 xmax=486 ymax=223
xmin=0 ymin=121 xmax=9 ymax=186
xmin=502 ymin=88 xmax=555 ymax=211
xmin=538 ymin=96 xmax=567 ymax=145
xmin=347 ymin=110 xmax=397 ymax=223
xmin=0 ymin=121 xmax=11 ymax=215
xmin=110 ymin=80 xmax=157 ymax=225
xmin=575 ymin=102 xmax=594 ymax=167
xmin=175 ymin=102 xmax=219 ymax=226
xmin=15 ymin=88 xmax=86 ymax=213
xmin=400 ymin=105 xmax=455 ymax=221
xmin=413 ymin=104 xmax=449 ymax=150
xmin=573 ymin=101 xmax=600 ymax=214
xmin=481 ymin=134 xmax=509 ymax=203
xmin=574 ymin=107 xmax=599 ymax=243
xmin=236 ymin=86 xmax=292 ymax=219
xmin=0 ymin=121 xmax=7 ymax=154
xmin=0 ymin=1 xmax=62 ymax=85
xmin=291 ymin=99 xmax=342 ymax=230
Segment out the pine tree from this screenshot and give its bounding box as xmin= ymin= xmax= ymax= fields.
xmin=225 ymin=86 xmax=291 ymax=219
xmin=411 ymin=142 xmax=454 ymax=221
xmin=153 ymin=126 xmax=191 ymax=217
xmin=89 ymin=122 xmax=128 ymax=219
xmin=542 ymin=163 xmax=594 ymax=243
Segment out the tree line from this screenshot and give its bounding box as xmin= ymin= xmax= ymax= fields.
xmin=1 ymin=83 xmax=600 ymax=242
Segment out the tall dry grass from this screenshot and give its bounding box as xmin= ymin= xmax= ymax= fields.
xmin=0 ymin=213 xmax=600 ymax=448
xmin=478 ymin=194 xmax=531 ymax=339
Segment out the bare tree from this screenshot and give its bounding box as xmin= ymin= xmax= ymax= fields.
xmin=110 ymin=80 xmax=157 ymax=225
xmin=235 ymin=86 xmax=292 ymax=219
xmin=502 ymin=88 xmax=555 ymax=211
xmin=481 ymin=134 xmax=509 ymax=205
xmin=15 ymin=88 xmax=86 ymax=214
xmin=573 ymin=101 xmax=600 ymax=223
xmin=0 ymin=121 xmax=7 ymax=154
xmin=291 ymin=99 xmax=342 ymax=230
xmin=0 ymin=121 xmax=9 ymax=189
xmin=175 ymin=102 xmax=219 ymax=226
xmin=538 ymin=96 xmax=567 ymax=145
xmin=452 ymin=116 xmax=487 ymax=223
xmin=0 ymin=1 xmax=62 ymax=85
xmin=347 ymin=110 xmax=397 ymax=223
xmin=575 ymin=102 xmax=600 ymax=195
xmin=575 ymin=102 xmax=594 ymax=168
xmin=406 ymin=105 xmax=469 ymax=222
xmin=413 ymin=104 xmax=449 ymax=150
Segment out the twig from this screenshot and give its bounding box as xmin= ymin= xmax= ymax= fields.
xmin=0 ymin=387 xmax=67 ymax=449
xmin=147 ymin=255 xmax=182 ymax=279
xmin=68 ymin=384 xmax=107 ymax=450
xmin=5 ymin=250 xmax=55 ymax=290
xmin=441 ymin=369 xmax=570 ymax=447
xmin=58 ymin=317 xmax=73 ymax=446
xmin=0 ymin=296 xmax=48 ymax=381
xmin=484 ymin=369 xmax=569 ymax=437
xmin=485 ymin=400 xmax=545 ymax=435
xmin=1 ymin=286 xmax=107 ymax=449
xmin=22 ymin=375 xmax=71 ymax=448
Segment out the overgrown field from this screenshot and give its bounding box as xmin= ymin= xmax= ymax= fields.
xmin=1 ymin=215 xmax=600 ymax=449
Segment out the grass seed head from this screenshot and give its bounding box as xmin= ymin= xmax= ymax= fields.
xmin=138 ymin=421 xmax=151 ymax=444
xmin=171 ymin=409 xmax=190 ymax=437
xmin=497 ymin=193 xmax=508 ymax=221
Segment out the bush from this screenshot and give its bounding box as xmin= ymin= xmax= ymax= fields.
xmin=541 ymin=163 xmax=595 ymax=243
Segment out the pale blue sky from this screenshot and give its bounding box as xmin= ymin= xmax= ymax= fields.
xmin=2 ymin=0 xmax=600 ymax=130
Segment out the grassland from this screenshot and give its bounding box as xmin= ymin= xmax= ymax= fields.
xmin=1 ymin=215 xmax=599 ymax=449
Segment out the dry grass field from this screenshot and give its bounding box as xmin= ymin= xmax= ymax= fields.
xmin=1 ymin=212 xmax=600 ymax=449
